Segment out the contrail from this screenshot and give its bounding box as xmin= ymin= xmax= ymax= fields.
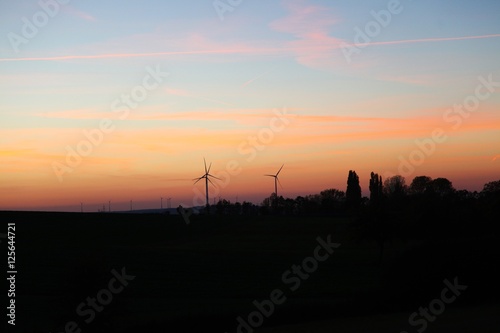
xmin=1 ymin=33 xmax=500 ymax=62
xmin=358 ymin=33 xmax=500 ymax=48
xmin=242 ymin=70 xmax=273 ymax=88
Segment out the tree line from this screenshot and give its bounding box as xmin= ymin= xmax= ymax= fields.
xmin=206 ymin=171 xmax=500 ymax=222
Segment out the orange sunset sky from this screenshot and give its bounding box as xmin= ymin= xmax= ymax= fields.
xmin=1 ymin=0 xmax=499 ymax=211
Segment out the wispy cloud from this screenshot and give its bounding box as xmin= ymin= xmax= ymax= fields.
xmin=269 ymin=0 xmax=344 ymax=70
xmin=0 ymin=49 xmax=250 ymax=62
xmin=62 ymin=5 xmax=96 ymax=21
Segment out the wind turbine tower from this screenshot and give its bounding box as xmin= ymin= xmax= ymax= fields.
xmin=193 ymin=158 xmax=221 ymax=208
xmin=265 ymin=164 xmax=284 ymax=198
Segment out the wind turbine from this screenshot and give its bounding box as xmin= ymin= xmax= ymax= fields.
xmin=193 ymin=158 xmax=221 ymax=208
xmin=265 ymin=164 xmax=284 ymax=198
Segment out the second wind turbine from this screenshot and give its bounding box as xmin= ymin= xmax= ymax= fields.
xmin=265 ymin=164 xmax=284 ymax=198
xmin=193 ymin=158 xmax=221 ymax=208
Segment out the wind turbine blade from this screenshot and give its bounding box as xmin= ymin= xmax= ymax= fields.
xmin=264 ymin=174 xmax=275 ymax=177
xmin=193 ymin=177 xmax=204 ymax=185
xmin=203 ymin=158 xmax=208 ymax=174
xmin=277 ymin=176 xmax=284 ymax=189
xmin=276 ymin=164 xmax=284 ymax=176
xmin=207 ymin=162 xmax=212 ymax=174
xmin=207 ymin=177 xmax=216 ymax=186
xmin=208 ymin=174 xmax=222 ymax=180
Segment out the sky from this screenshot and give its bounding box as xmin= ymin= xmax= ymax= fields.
xmin=1 ymin=0 xmax=499 ymax=211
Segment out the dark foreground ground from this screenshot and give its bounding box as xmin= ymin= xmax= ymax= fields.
xmin=1 ymin=211 xmax=499 ymax=333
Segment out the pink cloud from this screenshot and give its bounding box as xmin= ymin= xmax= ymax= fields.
xmin=270 ymin=1 xmax=339 ymax=37
xmin=269 ymin=0 xmax=345 ymax=70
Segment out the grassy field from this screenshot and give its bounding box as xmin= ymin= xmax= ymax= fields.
xmin=1 ymin=211 xmax=498 ymax=332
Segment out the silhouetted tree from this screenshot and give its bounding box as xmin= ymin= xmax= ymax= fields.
xmin=233 ymin=201 xmax=242 ymax=215
xmin=284 ymin=198 xmax=297 ymax=215
xmin=301 ymin=194 xmax=320 ymax=214
xmin=346 ymin=170 xmax=361 ymax=210
xmin=383 ymin=175 xmax=407 ymax=198
xmin=216 ymin=199 xmax=231 ymax=215
xmin=480 ymin=180 xmax=500 ymax=227
xmin=455 ymin=189 xmax=474 ymax=200
xmin=262 ymin=193 xmax=285 ymax=214
xmin=369 ymin=172 xmax=383 ymax=206
xmin=320 ymin=188 xmax=345 ymax=212
xmin=482 ymin=180 xmax=500 ymax=195
xmin=429 ymin=177 xmax=454 ymax=197
xmin=241 ymin=201 xmax=253 ymax=215
xmin=409 ymin=176 xmax=432 ymax=195
xmin=294 ymin=196 xmax=306 ymax=215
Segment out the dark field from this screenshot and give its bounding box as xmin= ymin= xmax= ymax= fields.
xmin=1 ymin=211 xmax=499 ymax=333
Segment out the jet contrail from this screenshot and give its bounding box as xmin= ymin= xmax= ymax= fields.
xmin=242 ymin=70 xmax=273 ymax=88
xmin=1 ymin=33 xmax=500 ymax=62
xmin=360 ymin=33 xmax=500 ymax=48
